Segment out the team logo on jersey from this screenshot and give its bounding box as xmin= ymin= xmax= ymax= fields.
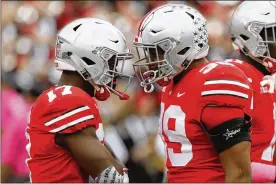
xmin=177 ymin=92 xmax=186 ymax=97
xmin=223 ymin=128 xmax=241 ymax=140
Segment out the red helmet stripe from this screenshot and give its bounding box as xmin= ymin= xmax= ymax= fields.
xmin=135 ymin=4 xmax=170 ymax=42
xmin=136 ymin=8 xmax=157 ymax=38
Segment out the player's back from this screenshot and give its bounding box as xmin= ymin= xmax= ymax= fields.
xmin=26 ymin=85 xmax=104 ymax=182
xmin=225 ymin=59 xmax=276 ymax=182
xmin=159 ymin=61 xmax=252 ymax=182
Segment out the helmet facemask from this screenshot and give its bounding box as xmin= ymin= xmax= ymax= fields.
xmin=60 ymin=43 xmax=133 ymax=100
xmin=133 ymin=38 xmax=175 ymax=92
xmin=236 ymin=21 xmax=276 ymax=73
xmin=98 ymin=49 xmax=133 ymax=100
xmin=250 ymin=22 xmax=276 ymax=60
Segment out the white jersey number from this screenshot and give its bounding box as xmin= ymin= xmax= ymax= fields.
xmin=47 ymin=85 xmax=72 ymax=103
xmin=160 ymin=103 xmax=193 ymax=166
xmin=261 ymin=103 xmax=276 ymax=162
xmin=199 ymin=61 xmax=234 ymax=74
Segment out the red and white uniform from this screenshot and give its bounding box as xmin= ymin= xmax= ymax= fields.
xmin=26 ymin=85 xmax=104 ymax=183
xmin=159 ymin=61 xmax=253 ymax=182
xmin=225 ymin=59 xmax=276 ymax=182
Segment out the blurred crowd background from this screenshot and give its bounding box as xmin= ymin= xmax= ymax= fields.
xmin=1 ymin=0 xmax=246 ymax=182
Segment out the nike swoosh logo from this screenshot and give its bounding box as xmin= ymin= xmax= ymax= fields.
xmin=109 ymin=39 xmax=119 ymax=43
xmin=177 ymin=92 xmax=186 ymax=97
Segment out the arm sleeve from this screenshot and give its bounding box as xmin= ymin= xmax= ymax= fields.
xmin=39 ymin=88 xmax=101 ymax=134
xmin=199 ymin=63 xmax=253 ymax=116
xmin=201 ymin=107 xmax=244 ymax=129
xmin=199 ymin=63 xmax=253 ymax=153
xmin=200 ymin=106 xmax=252 ymax=153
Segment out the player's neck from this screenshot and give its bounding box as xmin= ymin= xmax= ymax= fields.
xmin=173 ymin=58 xmax=208 ymax=85
xmin=58 ymin=71 xmax=85 ymax=89
xmin=189 ymin=58 xmax=209 ymax=70
xmin=58 ymin=71 xmax=95 ymax=97
xmin=237 ymin=54 xmax=271 ymax=75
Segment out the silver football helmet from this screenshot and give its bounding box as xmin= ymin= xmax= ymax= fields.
xmin=55 ymin=18 xmax=133 ymax=100
xmin=133 ymin=4 xmax=209 ymax=92
xmin=231 ymin=1 xmax=276 ymax=71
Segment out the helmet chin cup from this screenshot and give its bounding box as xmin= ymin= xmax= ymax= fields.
xmin=260 ymin=75 xmax=275 ymax=93
xmin=156 ymin=77 xmax=171 ymax=87
xmin=95 ymin=86 xmax=110 ymax=101
xmin=143 ymin=83 xmax=154 ymax=93
xmin=263 ymin=57 xmax=276 ymax=74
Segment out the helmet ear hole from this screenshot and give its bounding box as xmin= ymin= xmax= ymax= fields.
xmin=240 ymin=34 xmax=249 ymax=41
xmin=82 ymin=57 xmax=96 ymax=65
xmin=177 ymin=47 xmax=190 ymax=55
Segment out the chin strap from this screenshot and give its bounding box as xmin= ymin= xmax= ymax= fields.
xmin=143 ymin=84 xmax=154 ymax=93
xmin=94 ymin=86 xmax=130 ymax=101
xmin=142 ymin=76 xmax=171 ymax=93
xmin=95 ymin=87 xmax=110 ymax=101
xmin=115 ymin=90 xmax=130 ymax=100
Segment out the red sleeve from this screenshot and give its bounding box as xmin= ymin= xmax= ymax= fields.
xmin=199 ymin=62 xmax=253 ymax=116
xmin=34 ymin=86 xmax=101 ymax=134
xmin=201 ymin=106 xmax=244 ymax=129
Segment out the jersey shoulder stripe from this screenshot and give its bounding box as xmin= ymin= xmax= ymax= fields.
xmin=44 ymin=105 xmax=90 ymax=126
xmin=202 ymin=78 xmax=250 ymax=99
xmin=201 ymin=90 xmax=249 ymax=99
xmin=204 ymin=79 xmax=250 ymax=89
xmin=49 ymin=115 xmax=94 ymax=133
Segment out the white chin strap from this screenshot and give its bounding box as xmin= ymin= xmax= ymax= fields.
xmin=143 ymin=83 xmax=154 ymax=93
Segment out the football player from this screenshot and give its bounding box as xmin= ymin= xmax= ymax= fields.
xmin=132 ymin=4 xmax=253 ymax=182
xmin=25 ymin=18 xmax=132 ymax=182
xmin=229 ymin=1 xmax=276 ymax=182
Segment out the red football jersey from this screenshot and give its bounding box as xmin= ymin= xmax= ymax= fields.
xmin=159 ymin=61 xmax=253 ymax=182
xmin=225 ymin=59 xmax=276 ymax=182
xmin=26 ymin=85 xmax=104 ymax=183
